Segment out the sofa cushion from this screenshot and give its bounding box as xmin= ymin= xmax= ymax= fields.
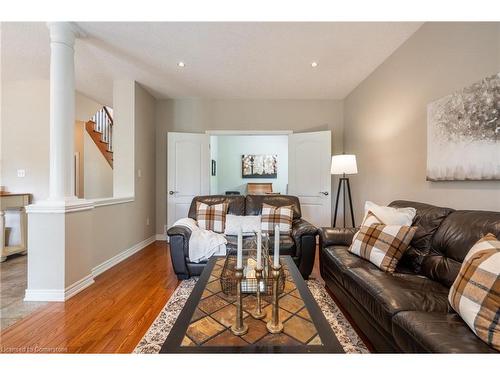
xmin=342 ymin=267 xmax=449 ymax=332
xmin=388 ymin=200 xmax=455 ymax=275
xmin=392 ymin=311 xmax=497 ymax=353
xmin=245 ymin=194 xmax=301 ymax=220
xmin=389 ymin=200 xmax=454 ymax=252
xmin=188 ymin=195 xmax=245 ymax=220
xmin=322 ymin=245 xmax=378 ymax=286
xmin=274 ymin=235 xmax=296 ymax=256
xmin=425 ymin=211 xmax=500 ymax=287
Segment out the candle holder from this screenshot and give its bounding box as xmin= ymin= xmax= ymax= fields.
xmin=231 ymin=267 xmax=248 ymax=336
xmin=251 ymin=267 xmax=266 ymax=319
xmin=266 ymin=263 xmax=283 ymax=334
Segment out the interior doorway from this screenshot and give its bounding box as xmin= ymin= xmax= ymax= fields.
xmin=209 ymin=134 xmax=289 ymax=196
xmin=167 ymin=130 xmax=331 ymax=229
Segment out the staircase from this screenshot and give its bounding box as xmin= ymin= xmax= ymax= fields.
xmin=85 ymin=106 xmax=114 ymax=168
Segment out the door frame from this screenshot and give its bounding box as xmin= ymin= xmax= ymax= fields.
xmin=206 ymin=130 xmax=293 ymax=135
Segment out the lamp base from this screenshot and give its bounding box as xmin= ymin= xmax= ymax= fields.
xmin=333 ymin=177 xmax=355 ymax=228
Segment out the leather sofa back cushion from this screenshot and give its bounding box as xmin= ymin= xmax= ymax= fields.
xmin=245 ymin=194 xmax=301 ymax=220
xmin=389 ymin=200 xmax=455 ymax=251
xmin=188 ymin=195 xmax=245 ymax=220
xmin=423 ymin=210 xmax=500 ymax=287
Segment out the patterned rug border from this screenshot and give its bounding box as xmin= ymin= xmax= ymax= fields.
xmin=134 ymin=279 xmax=369 ymax=354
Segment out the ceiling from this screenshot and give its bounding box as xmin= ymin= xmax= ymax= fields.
xmin=2 ymin=22 xmax=422 ymax=105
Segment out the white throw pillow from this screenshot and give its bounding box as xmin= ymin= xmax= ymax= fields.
xmin=360 ymin=201 xmax=416 ymax=226
xmin=224 ymin=215 xmax=262 ymax=236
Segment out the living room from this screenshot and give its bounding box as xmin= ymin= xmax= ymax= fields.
xmin=1 ymin=0 xmax=499 ymax=373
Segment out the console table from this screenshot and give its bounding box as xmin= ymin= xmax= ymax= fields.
xmin=1 ymin=192 xmax=31 ymax=262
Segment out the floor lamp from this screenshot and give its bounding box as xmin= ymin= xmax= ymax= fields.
xmin=331 ymin=154 xmax=358 ymax=228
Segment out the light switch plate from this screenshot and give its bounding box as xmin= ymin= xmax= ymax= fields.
xmin=17 ymin=169 xmax=26 ymax=178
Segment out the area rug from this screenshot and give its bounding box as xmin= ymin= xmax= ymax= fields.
xmin=134 ymin=279 xmax=369 ymax=354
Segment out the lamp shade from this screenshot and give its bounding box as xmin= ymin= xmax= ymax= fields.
xmin=331 ymin=154 xmax=358 ymax=175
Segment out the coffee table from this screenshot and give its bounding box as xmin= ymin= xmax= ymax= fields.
xmin=160 ymin=256 xmax=344 ymax=353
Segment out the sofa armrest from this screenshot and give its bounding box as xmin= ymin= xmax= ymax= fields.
xmin=291 ymin=219 xmax=318 ymax=240
xmin=167 ymin=225 xmax=192 ymax=241
xmin=167 ymin=225 xmax=192 ymax=280
xmin=318 ymin=227 xmax=358 ymax=247
xmin=291 ymin=219 xmax=318 ymax=279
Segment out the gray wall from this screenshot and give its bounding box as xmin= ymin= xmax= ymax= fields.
xmin=344 ymin=22 xmax=500 ymax=223
xmin=155 ymin=99 xmax=344 ymax=234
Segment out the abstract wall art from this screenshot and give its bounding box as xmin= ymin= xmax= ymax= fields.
xmin=427 ymin=73 xmax=500 ymax=181
xmin=242 ymin=154 xmax=277 ymax=178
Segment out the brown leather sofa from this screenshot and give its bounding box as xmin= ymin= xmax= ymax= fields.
xmin=168 ymin=194 xmax=318 ymax=280
xmin=319 ymin=200 xmax=499 ymax=353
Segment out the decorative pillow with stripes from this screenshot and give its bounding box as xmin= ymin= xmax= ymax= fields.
xmin=448 ymin=233 xmax=500 ymax=351
xmin=195 ymin=202 xmax=228 ymax=233
xmin=260 ymin=203 xmax=293 ymax=234
xmin=348 ymin=211 xmax=417 ymax=273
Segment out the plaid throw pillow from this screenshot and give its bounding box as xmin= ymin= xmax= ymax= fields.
xmin=448 ymin=233 xmax=500 ymax=351
xmin=260 ymin=203 xmax=293 ymax=234
xmin=349 ymin=211 xmax=417 ymax=273
xmin=195 ymin=202 xmax=228 ymax=233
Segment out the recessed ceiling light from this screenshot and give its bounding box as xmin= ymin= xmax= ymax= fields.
xmin=311 ymin=61 xmax=318 ymax=68
xmin=177 ymin=61 xmax=185 ymax=68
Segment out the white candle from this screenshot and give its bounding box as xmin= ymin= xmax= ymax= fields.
xmin=256 ymin=230 xmax=262 ymax=269
xmin=274 ymin=224 xmax=280 ymax=267
xmin=237 ymin=226 xmax=243 ymax=269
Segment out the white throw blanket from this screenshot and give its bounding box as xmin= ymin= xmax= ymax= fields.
xmin=173 ymin=218 xmax=227 ymax=263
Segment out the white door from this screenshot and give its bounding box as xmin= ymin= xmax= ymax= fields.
xmin=167 ymin=132 xmax=210 ymax=228
xmin=288 ymin=131 xmax=331 ymax=227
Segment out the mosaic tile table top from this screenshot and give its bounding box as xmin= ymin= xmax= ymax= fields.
xmin=160 ymin=256 xmax=344 ymax=353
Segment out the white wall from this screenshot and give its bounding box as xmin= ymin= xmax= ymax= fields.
xmin=75 ymin=92 xmax=113 ymax=199
xmin=155 ymin=98 xmax=344 ymax=234
xmin=83 ymin=132 xmax=113 ymax=198
xmin=0 ymin=82 xmax=110 ymax=202
xmin=344 ymin=22 xmax=500 ymax=222
xmin=213 ymin=135 xmax=288 ymax=195
xmin=113 ymin=80 xmax=135 ymax=198
xmin=1 ymin=80 xmax=50 ymax=202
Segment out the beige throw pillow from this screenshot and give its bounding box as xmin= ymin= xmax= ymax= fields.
xmin=260 ymin=203 xmax=293 ymax=234
xmin=195 ymin=202 xmax=228 ymax=233
xmin=448 ymin=233 xmax=500 ymax=351
xmin=349 ymin=211 xmax=417 ymax=273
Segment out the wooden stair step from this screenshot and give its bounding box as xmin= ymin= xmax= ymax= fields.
xmin=85 ymin=121 xmax=113 ymax=168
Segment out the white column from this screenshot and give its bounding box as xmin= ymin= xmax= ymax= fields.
xmin=24 ymin=23 xmax=94 ymax=302
xmin=47 ymin=22 xmax=78 ymax=202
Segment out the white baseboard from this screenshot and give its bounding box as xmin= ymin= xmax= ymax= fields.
xmin=65 ymin=274 xmax=95 ymax=300
xmin=91 ymin=235 xmax=156 ymax=277
xmin=24 ymin=289 xmax=65 ymax=302
xmin=155 ymin=233 xmax=166 ymax=241
xmin=24 ymin=235 xmax=156 ymax=302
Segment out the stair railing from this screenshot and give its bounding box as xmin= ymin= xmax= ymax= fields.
xmin=91 ymin=106 xmax=113 ymax=152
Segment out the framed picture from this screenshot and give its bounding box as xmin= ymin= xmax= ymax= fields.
xmin=427 ymin=72 xmax=500 ymax=181
xmin=211 ymin=160 xmax=216 ymax=176
xmin=242 ymin=154 xmax=277 ymax=178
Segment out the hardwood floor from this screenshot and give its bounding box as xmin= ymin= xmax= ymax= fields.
xmin=0 ymin=241 xmax=179 ymax=353
xmin=0 ymin=241 xmax=323 ymax=353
